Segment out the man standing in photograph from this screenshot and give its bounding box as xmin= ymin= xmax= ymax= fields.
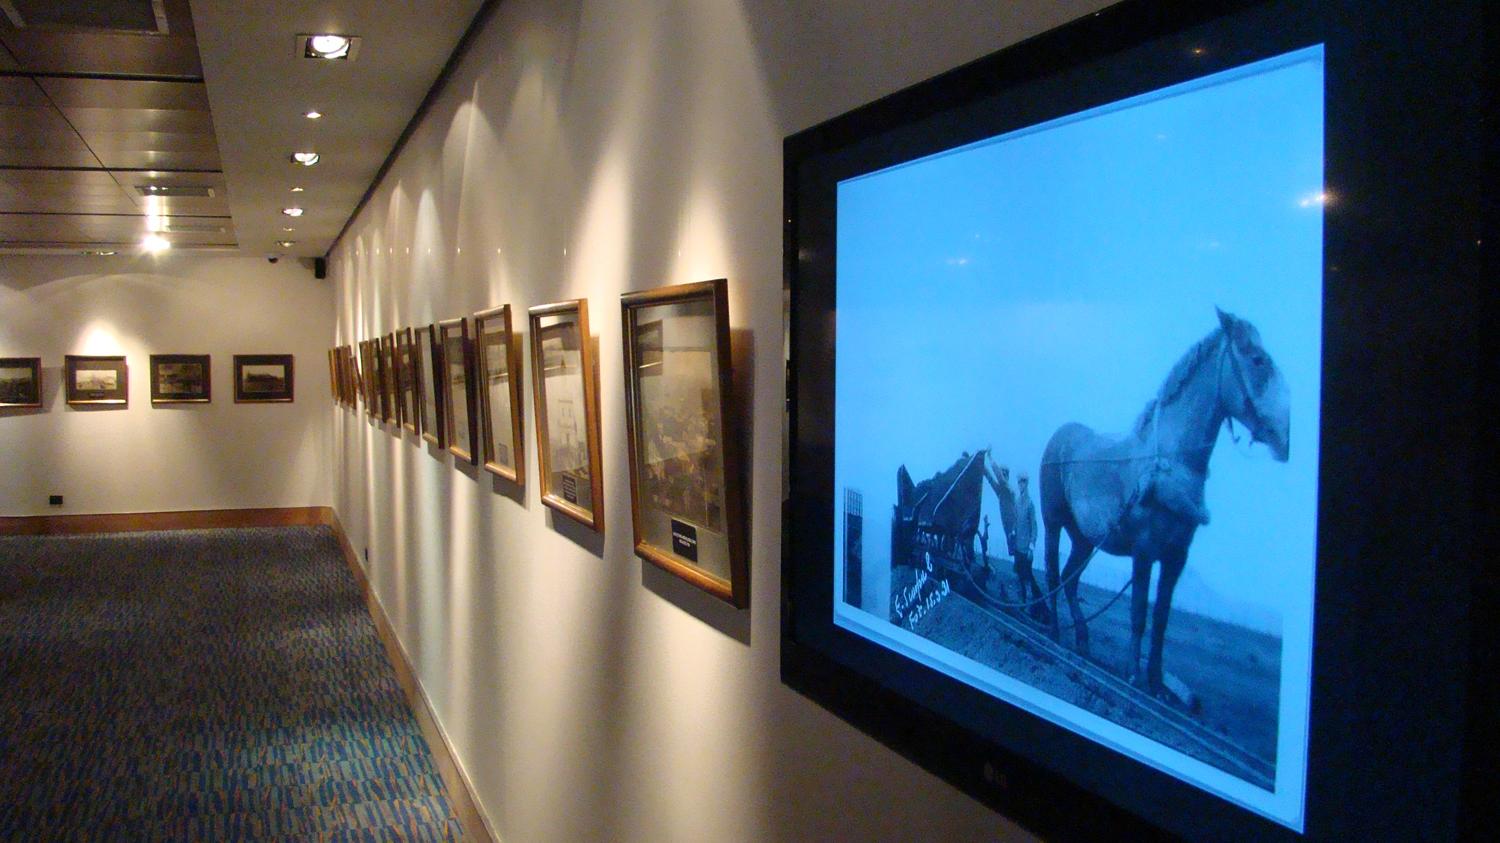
xmin=1014 ymin=472 xmax=1043 ymax=619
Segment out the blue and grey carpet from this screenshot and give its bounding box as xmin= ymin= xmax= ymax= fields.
xmin=0 ymin=526 xmax=463 ymax=841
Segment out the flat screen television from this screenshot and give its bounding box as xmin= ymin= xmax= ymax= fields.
xmin=782 ymin=1 xmax=1488 ymax=839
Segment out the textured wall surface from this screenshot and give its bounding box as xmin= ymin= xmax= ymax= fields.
xmin=330 ymin=1 xmax=1111 ymax=840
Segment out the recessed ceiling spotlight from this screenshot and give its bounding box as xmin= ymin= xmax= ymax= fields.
xmin=291 ymin=152 xmax=320 ymax=166
xmin=282 ymin=207 xmax=304 ymax=217
xmin=276 ymin=240 xmax=296 ymax=248
xmin=291 ymin=186 xmax=305 ymax=192
xmin=298 ymin=34 xmax=361 ymax=61
xmin=282 ymin=227 xmax=295 ymax=232
xmin=305 ymin=110 xmax=323 ymax=119
xmin=82 ymin=250 xmax=117 ymax=256
xmin=141 ymin=233 xmax=170 ymax=253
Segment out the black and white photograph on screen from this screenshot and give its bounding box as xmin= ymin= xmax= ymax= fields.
xmin=830 ymin=47 xmax=1323 ymax=828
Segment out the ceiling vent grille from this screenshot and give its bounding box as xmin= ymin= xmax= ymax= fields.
xmin=161 ymin=220 xmax=228 ymax=233
xmin=1 ymin=0 xmax=169 ymax=34
xmin=136 ymin=185 xmax=215 ymax=198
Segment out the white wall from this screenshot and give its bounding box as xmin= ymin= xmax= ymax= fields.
xmin=0 ymin=254 xmax=333 ymax=516
xmin=331 ymin=1 xmax=1111 ymax=840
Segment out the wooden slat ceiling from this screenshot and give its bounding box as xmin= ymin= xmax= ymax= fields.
xmin=0 ymin=0 xmax=234 ymax=252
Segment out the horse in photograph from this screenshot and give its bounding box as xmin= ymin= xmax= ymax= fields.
xmin=1039 ymin=308 xmax=1290 ymax=699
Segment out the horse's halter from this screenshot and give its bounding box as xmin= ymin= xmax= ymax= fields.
xmin=1217 ymin=329 xmax=1276 ymax=449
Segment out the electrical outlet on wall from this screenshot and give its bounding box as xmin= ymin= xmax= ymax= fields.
xmin=48 ymin=495 xmax=63 ymax=507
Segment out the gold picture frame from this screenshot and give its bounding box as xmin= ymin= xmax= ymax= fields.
xmin=621 ymin=279 xmax=746 ymax=606
xmin=417 ymin=324 xmax=446 ymax=449
xmin=65 ymin=355 xmax=128 ymax=406
xmin=529 ymin=299 xmax=603 ymax=531
xmin=397 ymin=327 xmax=419 ymax=435
xmin=439 ymin=317 xmax=477 ymax=463
xmin=474 ymin=304 xmax=526 ymax=485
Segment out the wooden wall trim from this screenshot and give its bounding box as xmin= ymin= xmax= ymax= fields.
xmin=0 ymin=506 xmax=334 ymax=536
xmin=326 ymin=511 xmax=497 ymax=843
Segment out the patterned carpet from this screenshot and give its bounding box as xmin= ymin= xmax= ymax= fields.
xmin=0 ymin=526 xmax=463 ymax=841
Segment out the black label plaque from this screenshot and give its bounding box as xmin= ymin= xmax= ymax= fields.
xmin=670 ymin=519 xmax=698 ymax=562
xmin=561 ymin=473 xmax=578 ymax=503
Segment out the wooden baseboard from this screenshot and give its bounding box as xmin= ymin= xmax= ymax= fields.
xmin=326 ymin=511 xmax=496 ymax=843
xmin=0 ymin=506 xmax=334 ymax=536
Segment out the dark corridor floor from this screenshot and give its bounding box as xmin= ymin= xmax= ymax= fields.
xmin=0 ymin=526 xmax=463 ymax=841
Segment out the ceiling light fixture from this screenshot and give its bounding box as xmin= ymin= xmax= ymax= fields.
xmin=282 ymin=207 xmax=304 ymax=217
xmin=276 ymin=240 xmax=296 ymax=248
xmin=305 ymin=110 xmax=323 ymax=119
xmin=291 ymin=152 xmax=320 ymax=166
xmin=291 ymin=186 xmax=305 ymax=192
xmin=298 ymin=34 xmax=361 ymax=61
xmin=281 ymin=227 xmax=295 ymax=232
xmin=142 ymin=234 xmax=170 ymax=253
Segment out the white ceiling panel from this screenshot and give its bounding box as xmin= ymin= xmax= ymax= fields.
xmin=191 ymin=0 xmax=486 ymax=258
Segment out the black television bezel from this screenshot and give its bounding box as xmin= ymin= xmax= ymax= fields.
xmin=781 ymin=0 xmax=1488 ymax=839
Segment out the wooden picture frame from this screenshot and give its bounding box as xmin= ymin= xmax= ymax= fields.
xmin=327 ymin=349 xmax=339 ymax=403
xmin=529 ymin=299 xmax=603 ymax=531
xmin=150 ymin=354 xmax=211 ymax=404
xmin=0 ymin=357 xmax=43 ymax=408
xmin=65 ymin=355 xmax=128 ymax=406
xmin=365 ymin=340 xmax=379 ymax=416
xmin=397 ymin=327 xmax=419 ymax=435
xmin=233 ymin=354 xmax=294 ymax=403
xmin=474 ymin=304 xmax=525 ymax=484
xmin=382 ymin=333 xmax=400 ymax=425
xmin=366 ymin=338 xmax=379 ymax=417
xmin=373 ymin=336 xmax=390 ymax=421
xmin=354 ymin=337 xmax=369 ymax=411
xmin=439 ymin=317 xmax=477 ymax=463
xmin=417 ymin=324 xmax=446 ymax=448
xmin=339 ymin=345 xmax=354 ymax=406
xmin=621 ymin=279 xmax=746 ymax=606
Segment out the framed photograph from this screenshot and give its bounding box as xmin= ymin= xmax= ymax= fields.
xmin=621 ymin=280 xmax=746 ymax=606
xmin=439 ymin=317 xmax=477 ymax=462
xmin=65 ymin=355 xmax=127 ymax=405
xmin=397 ymin=327 xmax=419 ymax=435
xmin=365 ymin=340 xmax=379 ymax=416
xmin=783 ymin=1 xmax=1486 ymax=840
xmin=383 ymin=334 xmax=401 ymax=425
xmin=327 ymin=349 xmax=338 ymax=403
xmin=339 ymin=345 xmax=355 ymax=406
xmin=529 ymin=299 xmax=603 ymax=530
xmin=233 ymin=354 xmax=293 ymax=403
xmin=371 ymin=336 xmax=388 ymax=420
xmin=150 ymin=354 xmax=211 ymax=404
xmin=359 ymin=340 xmax=376 ymax=416
xmin=417 ymin=324 xmax=446 ymax=448
xmin=0 ymin=357 xmax=43 ymax=408
xmin=474 ymin=304 xmax=525 ymax=483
